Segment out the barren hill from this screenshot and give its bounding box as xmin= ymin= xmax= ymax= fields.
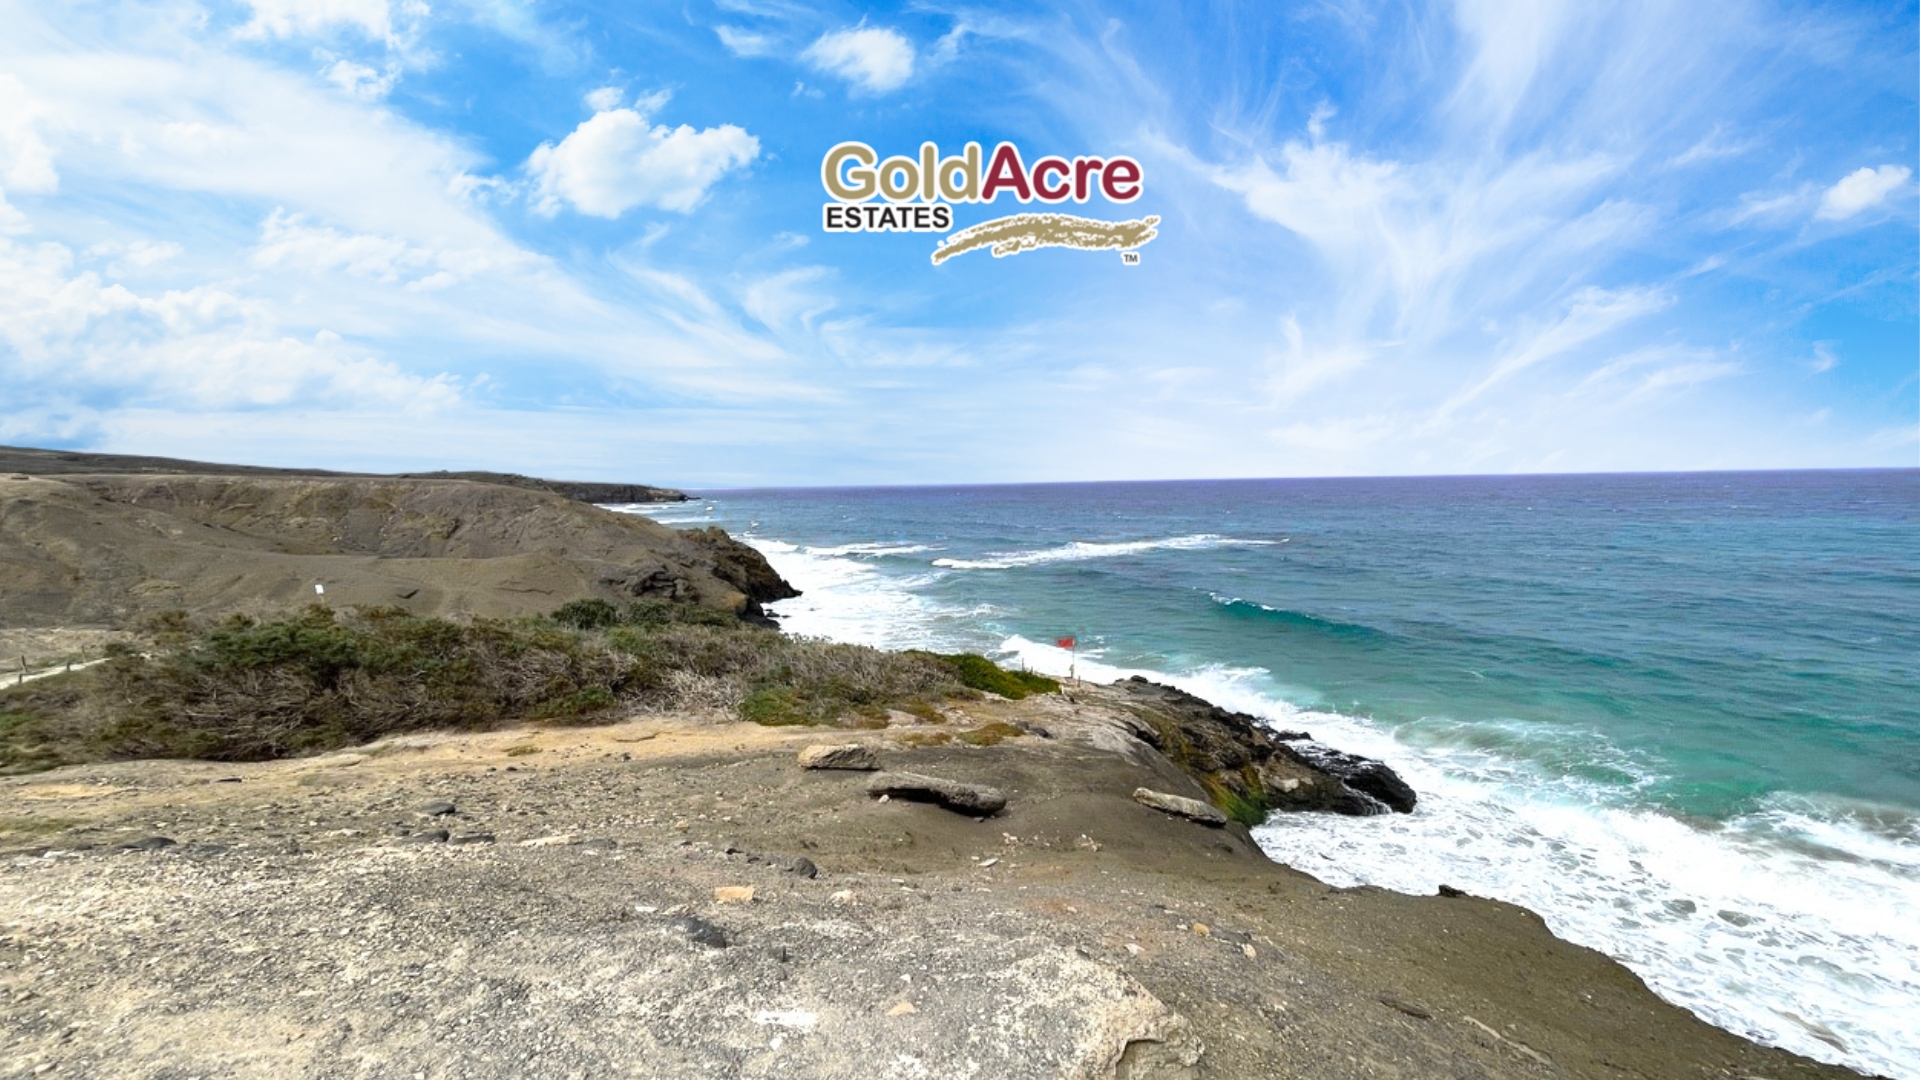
xmin=0 ymin=444 xmax=689 ymax=505
xmin=0 ymin=471 xmax=792 ymax=628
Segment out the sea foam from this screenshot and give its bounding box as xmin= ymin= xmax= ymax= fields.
xmin=931 ymin=534 xmax=1276 ymax=570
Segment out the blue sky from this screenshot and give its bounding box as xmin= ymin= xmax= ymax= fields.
xmin=0 ymin=0 xmax=1914 ymax=486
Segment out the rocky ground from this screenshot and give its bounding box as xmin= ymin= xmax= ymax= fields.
xmin=0 ymin=685 xmax=1859 ymax=1080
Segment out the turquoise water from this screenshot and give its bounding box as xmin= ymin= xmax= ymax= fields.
xmin=613 ymin=470 xmax=1919 ymax=1076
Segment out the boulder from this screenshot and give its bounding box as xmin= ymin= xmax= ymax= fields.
xmin=1131 ymin=788 xmax=1228 ymax=827
xmin=866 ymin=771 xmax=1007 ymax=816
xmin=798 ymin=744 xmax=879 ymax=771
xmin=1273 ymin=740 xmax=1417 ymax=814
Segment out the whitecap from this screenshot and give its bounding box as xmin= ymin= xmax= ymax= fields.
xmin=932 ymin=534 xmax=1275 ymax=570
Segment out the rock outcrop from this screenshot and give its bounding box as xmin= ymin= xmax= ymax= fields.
xmin=1111 ymin=677 xmax=1416 ymax=818
xmin=684 ymin=526 xmax=803 ymax=622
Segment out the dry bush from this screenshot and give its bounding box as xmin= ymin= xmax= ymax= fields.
xmin=0 ymin=602 xmax=1047 ymax=771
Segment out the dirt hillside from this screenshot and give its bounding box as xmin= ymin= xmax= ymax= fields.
xmin=0 ymin=473 xmax=791 ymax=628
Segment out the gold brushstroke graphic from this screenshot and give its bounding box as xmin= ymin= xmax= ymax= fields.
xmin=930 ymin=213 xmax=1160 ymax=265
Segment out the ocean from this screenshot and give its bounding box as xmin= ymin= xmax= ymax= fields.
xmin=609 ymin=470 xmax=1920 ymax=1077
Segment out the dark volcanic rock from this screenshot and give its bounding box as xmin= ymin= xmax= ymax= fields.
xmin=396 ymin=830 xmax=450 ymax=845
xmin=1112 ymin=676 xmax=1416 ymax=819
xmin=1275 ymin=739 xmax=1418 ymax=814
xmin=671 ymin=915 xmax=729 ymax=949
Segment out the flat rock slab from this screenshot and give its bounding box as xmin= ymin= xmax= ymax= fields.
xmin=866 ymin=771 xmax=1007 ymax=816
xmin=798 ymin=744 xmax=879 ymax=771
xmin=1132 ymin=787 xmax=1228 ymax=827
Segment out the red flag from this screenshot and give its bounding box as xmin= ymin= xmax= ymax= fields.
xmin=1056 ymin=636 xmax=1076 ymax=649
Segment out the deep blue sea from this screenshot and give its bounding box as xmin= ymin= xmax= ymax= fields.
xmin=611 ymin=470 xmax=1920 ymax=1076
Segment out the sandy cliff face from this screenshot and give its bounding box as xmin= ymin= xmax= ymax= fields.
xmin=0 ymin=474 xmax=792 ymax=627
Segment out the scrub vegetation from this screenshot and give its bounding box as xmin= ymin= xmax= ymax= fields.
xmin=0 ymin=603 xmax=1057 ymax=774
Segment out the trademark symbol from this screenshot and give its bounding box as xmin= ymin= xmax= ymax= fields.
xmin=1121 ymin=250 xmax=1140 ymax=265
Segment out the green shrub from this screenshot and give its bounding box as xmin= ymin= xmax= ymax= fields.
xmin=912 ymin=653 xmax=1060 ymax=699
xmin=0 ymin=708 xmax=65 ymax=773
xmin=617 ymin=599 xmax=740 ymax=629
xmin=551 ymin=599 xmax=622 ymax=630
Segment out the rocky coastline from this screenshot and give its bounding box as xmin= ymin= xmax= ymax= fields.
xmin=0 ymin=449 xmax=1869 ymax=1079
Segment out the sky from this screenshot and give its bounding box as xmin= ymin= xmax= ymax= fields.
xmin=0 ymin=0 xmax=1914 ymax=487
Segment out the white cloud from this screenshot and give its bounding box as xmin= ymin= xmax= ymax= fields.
xmin=86 ymin=238 xmax=184 ymax=276
xmin=239 ymin=0 xmax=399 ymax=40
xmin=1815 ymin=165 xmax=1912 ymax=221
xmin=251 ymin=209 xmax=527 ymax=292
xmin=0 ymin=74 xmax=59 ymax=195
xmin=0 ymin=73 xmax=57 ymax=233
xmin=527 ymin=108 xmax=759 ymax=217
xmin=584 ymin=86 xmax=623 ymax=111
xmin=253 ymin=207 xmax=424 ymax=281
xmin=716 ymin=26 xmax=776 ymax=58
xmin=322 ymin=58 xmax=398 ymax=99
xmin=802 ymin=26 xmax=915 ymax=94
xmin=1809 ymin=342 xmax=1838 ymax=373
xmin=0 ymin=236 xmax=460 ymax=410
xmin=0 ymin=194 xmax=27 ymax=235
